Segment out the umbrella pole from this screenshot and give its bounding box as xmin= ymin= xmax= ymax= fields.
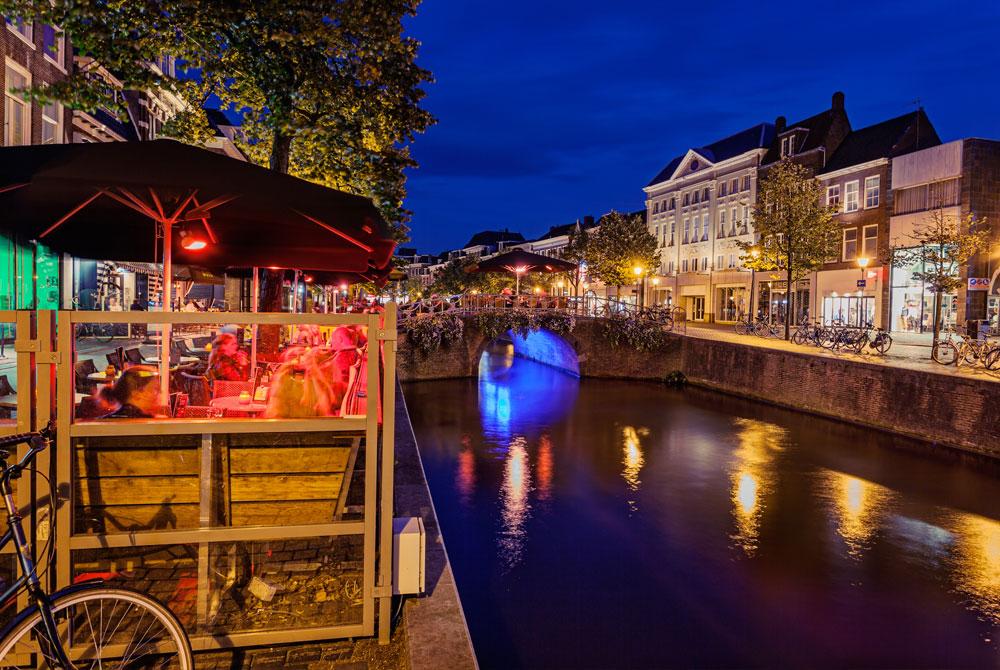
xmin=160 ymin=221 xmax=171 ymax=410
xmin=516 ymin=273 xmax=520 ymax=297
xmin=251 ymin=267 xmax=259 ymax=375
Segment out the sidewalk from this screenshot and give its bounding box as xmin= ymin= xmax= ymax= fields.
xmin=681 ymin=322 xmax=999 ymax=384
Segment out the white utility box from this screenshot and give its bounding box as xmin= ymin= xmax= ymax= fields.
xmin=393 ymin=516 xmax=426 ymax=595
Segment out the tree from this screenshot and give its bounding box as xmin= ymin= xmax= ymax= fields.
xmin=586 ymin=211 xmax=659 ymax=299
xmin=736 ymin=160 xmax=840 ymax=340
xmin=0 ymin=0 xmax=434 ymax=237
xmin=886 ymin=209 xmax=990 ymax=346
xmin=561 ymin=224 xmax=590 ymax=297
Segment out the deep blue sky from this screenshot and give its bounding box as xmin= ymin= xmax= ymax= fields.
xmin=402 ymin=0 xmax=1000 ymax=254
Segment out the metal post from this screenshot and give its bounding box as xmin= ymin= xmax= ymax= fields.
xmin=748 ymin=269 xmax=755 ymax=322
xmin=251 ymin=267 xmax=259 ymax=373
xmin=160 ymin=221 xmax=172 ymax=405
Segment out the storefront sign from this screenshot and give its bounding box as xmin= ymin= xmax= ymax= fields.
xmin=856 ymin=279 xmax=867 ymax=288
xmin=968 ymin=277 xmax=989 ymax=291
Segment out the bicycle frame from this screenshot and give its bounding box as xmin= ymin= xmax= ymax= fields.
xmin=0 ymin=440 xmax=73 ymax=668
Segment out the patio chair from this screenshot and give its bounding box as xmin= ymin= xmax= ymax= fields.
xmin=105 ymin=352 xmax=124 ymax=370
xmin=75 ymin=396 xmax=106 ymax=420
xmin=212 ymin=380 xmax=254 ymax=400
xmin=75 ymin=359 xmax=98 ymax=394
xmin=124 ymin=348 xmax=147 ymax=366
xmin=179 ymin=371 xmax=212 ymax=406
xmin=0 ymin=375 xmax=14 ymax=396
xmin=192 ymin=336 xmax=212 ymax=348
xmin=176 ymin=405 xmax=224 ymax=419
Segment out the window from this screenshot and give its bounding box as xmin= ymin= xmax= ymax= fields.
xmin=781 ymin=136 xmax=794 ymax=157
xmin=719 ymin=182 xmax=727 ymax=197
xmin=718 ymin=210 xmax=727 ymax=238
xmin=730 ymin=207 xmax=738 ymax=236
xmin=864 ymin=175 xmax=880 ymax=208
xmin=717 ymin=255 xmax=724 ymax=270
xmin=702 ymin=257 xmax=709 ymax=272
xmin=826 ymin=185 xmax=841 ymax=208
xmin=668 ymin=261 xmax=675 ymax=274
xmin=652 ymin=201 xmax=659 ymax=214
xmin=701 ymin=213 xmax=709 ymax=241
xmin=692 ymin=190 xmax=700 ymax=204
xmin=842 ymin=228 xmax=858 ymax=261
xmin=41 ymin=100 xmax=61 ymax=144
xmin=42 ymin=24 xmax=63 ymax=65
xmin=729 ymin=254 xmax=736 ymax=269
xmin=844 ymin=180 xmax=859 ymax=212
xmin=730 ymin=178 xmax=738 ymax=193
xmin=682 ymin=259 xmax=688 ymax=273
xmin=683 ymin=218 xmax=690 ymax=244
xmin=703 ymin=187 xmax=710 ymax=201
xmin=862 ymin=224 xmax=878 ymax=259
xmin=668 ymin=197 xmax=675 ymax=211
xmin=4 ymin=60 xmax=31 ymax=146
xmin=742 ymin=175 xmax=751 ymax=191
xmin=739 ymin=205 xmax=749 ymax=234
xmin=683 ymin=193 xmax=690 ymax=207
xmin=893 ymin=179 xmax=961 ymax=215
xmin=669 ymin=221 xmax=675 ymax=246
xmin=6 ymin=16 xmax=33 ymax=44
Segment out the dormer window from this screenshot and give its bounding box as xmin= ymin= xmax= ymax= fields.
xmin=780 ymin=135 xmax=795 ymax=158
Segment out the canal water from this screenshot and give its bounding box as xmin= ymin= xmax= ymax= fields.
xmin=403 ymin=344 xmax=1000 ymax=669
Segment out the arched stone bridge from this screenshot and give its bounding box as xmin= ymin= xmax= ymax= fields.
xmin=396 ymin=313 xmax=684 ymax=382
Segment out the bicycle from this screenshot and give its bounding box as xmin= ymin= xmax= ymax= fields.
xmin=0 ymin=422 xmax=192 ymax=668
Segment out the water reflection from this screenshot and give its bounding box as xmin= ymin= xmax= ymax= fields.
xmin=536 ymin=435 xmax=554 ymax=502
xmin=456 ymin=435 xmax=476 ymax=507
xmin=621 ymin=426 xmax=647 ymax=512
xmin=729 ymin=418 xmax=786 ymax=556
xmin=825 ymin=471 xmax=894 ymax=558
xmin=499 ymin=436 xmax=532 ymax=570
xmin=948 ymin=512 xmax=1000 ymax=625
xmin=477 ymin=342 xmax=577 ymax=441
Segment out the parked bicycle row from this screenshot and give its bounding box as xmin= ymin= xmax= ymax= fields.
xmin=931 ymin=330 xmax=1000 ymax=369
xmin=734 ymin=318 xmax=893 ymax=355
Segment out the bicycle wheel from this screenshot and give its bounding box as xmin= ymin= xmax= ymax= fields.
xmin=931 ymin=341 xmax=958 ymax=365
xmin=985 ymin=346 xmax=1000 ymax=371
xmin=791 ymin=329 xmax=805 ymax=346
xmin=96 ymin=323 xmax=116 ymax=344
xmin=0 ymin=586 xmax=192 ymax=669
xmin=872 ymin=333 xmax=893 ymax=355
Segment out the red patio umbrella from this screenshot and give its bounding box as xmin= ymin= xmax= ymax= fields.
xmin=470 ymin=248 xmax=576 ymax=295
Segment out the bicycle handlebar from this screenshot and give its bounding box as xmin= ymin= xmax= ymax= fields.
xmin=0 ymin=419 xmax=55 ymax=452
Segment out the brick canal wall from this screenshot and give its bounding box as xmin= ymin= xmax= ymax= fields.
xmin=398 ymin=315 xmax=1000 ymax=459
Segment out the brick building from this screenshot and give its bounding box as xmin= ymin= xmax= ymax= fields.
xmin=812 ymin=109 xmax=940 ymax=328
xmin=888 ymin=139 xmax=1000 ymax=335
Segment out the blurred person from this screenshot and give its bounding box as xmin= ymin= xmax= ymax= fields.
xmin=207 ymin=332 xmax=249 ymax=382
xmin=99 ymin=366 xmax=163 ymax=418
xmin=264 ymin=346 xmax=340 ymax=418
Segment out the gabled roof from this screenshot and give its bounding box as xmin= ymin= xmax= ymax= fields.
xmin=819 ymin=109 xmax=940 ymax=174
xmin=647 ymin=122 xmax=775 ymax=187
xmin=532 ymin=217 xmax=599 ymax=242
xmin=463 ymin=230 xmax=525 ymax=248
xmin=762 ymin=108 xmax=841 ymax=164
xmin=204 ymin=108 xmax=238 ymax=137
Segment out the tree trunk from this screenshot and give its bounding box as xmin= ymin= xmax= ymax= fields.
xmin=269 ymin=129 xmax=292 ymax=175
xmin=932 ymin=289 xmax=943 ymax=348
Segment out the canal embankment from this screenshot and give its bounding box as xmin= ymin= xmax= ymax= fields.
xmin=397 ymin=317 xmax=1000 ymax=461
xmin=394 ymin=384 xmax=479 ymax=670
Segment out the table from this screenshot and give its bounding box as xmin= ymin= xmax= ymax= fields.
xmin=210 ymin=396 xmax=268 ymax=415
xmin=75 ymin=393 xmax=87 ymax=403
xmin=86 ymin=372 xmax=120 ymax=385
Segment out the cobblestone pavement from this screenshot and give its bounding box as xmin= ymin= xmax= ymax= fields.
xmin=195 ymin=622 xmax=409 ymax=669
xmin=682 ymin=322 xmax=1000 ymax=384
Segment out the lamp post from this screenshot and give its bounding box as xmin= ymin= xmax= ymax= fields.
xmin=857 ymin=256 xmax=870 ymax=327
xmin=633 ymin=265 xmax=644 ymax=310
xmin=747 ymin=247 xmax=760 ymax=322
xmin=514 ymin=266 xmax=527 ymax=296
xmin=652 ymin=277 xmax=660 ymax=306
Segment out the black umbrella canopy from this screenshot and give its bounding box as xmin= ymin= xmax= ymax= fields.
xmin=471 ymin=248 xmax=577 ymax=274
xmin=0 ymin=140 xmax=395 ymax=274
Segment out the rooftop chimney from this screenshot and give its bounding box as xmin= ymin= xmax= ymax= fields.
xmin=775 ymin=116 xmax=786 ymax=133
xmin=832 ymin=91 xmax=845 ymax=110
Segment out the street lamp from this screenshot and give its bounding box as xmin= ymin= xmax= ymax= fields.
xmin=747 ymin=246 xmax=760 ymax=323
xmin=513 ymin=266 xmax=527 ymax=295
xmin=651 ymin=277 xmax=660 ymax=306
xmin=633 ymin=265 xmax=644 ymax=310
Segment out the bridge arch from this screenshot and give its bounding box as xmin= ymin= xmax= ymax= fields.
xmin=490 ymin=328 xmax=580 ymax=377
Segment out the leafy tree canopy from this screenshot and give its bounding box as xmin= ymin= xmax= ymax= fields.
xmin=1 ymin=0 xmax=435 ymax=237
xmin=586 ymin=210 xmax=659 ymax=289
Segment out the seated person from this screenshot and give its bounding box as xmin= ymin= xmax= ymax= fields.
xmin=99 ymin=367 xmax=163 ymax=418
xmin=207 ymin=333 xmax=249 ymax=382
xmin=264 ymin=346 xmax=340 ymax=418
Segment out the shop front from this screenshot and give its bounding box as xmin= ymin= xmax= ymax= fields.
xmin=817 ymin=267 xmax=883 ymax=328
xmin=716 ymin=285 xmax=748 ymax=323
xmin=757 ymin=278 xmax=810 ymax=325
xmin=888 ymin=253 xmax=958 ymax=334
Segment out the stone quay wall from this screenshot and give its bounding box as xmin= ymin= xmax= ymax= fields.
xmin=398 ymin=315 xmax=1000 ymax=460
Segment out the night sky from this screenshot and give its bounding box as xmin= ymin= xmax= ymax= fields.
xmin=402 ymin=0 xmax=1000 ymax=253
